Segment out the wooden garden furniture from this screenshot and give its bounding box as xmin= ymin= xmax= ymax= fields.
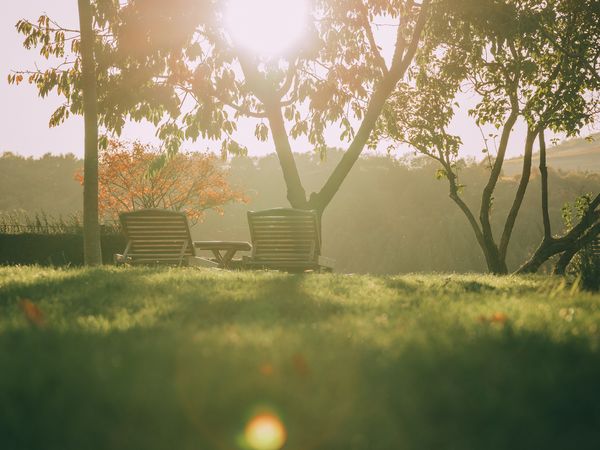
xmin=114 ymin=209 xmax=251 ymax=268
xmin=193 ymin=240 xmax=252 ymax=268
xmin=244 ymin=208 xmax=335 ymax=272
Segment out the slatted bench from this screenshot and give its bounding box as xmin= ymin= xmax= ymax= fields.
xmin=115 ymin=209 xmax=250 ymax=268
xmin=243 ymin=208 xmax=334 ymax=272
xmin=592 ymin=236 xmax=600 ymax=258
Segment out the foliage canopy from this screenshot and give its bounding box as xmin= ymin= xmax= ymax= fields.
xmin=11 ymin=0 xmax=431 ymax=212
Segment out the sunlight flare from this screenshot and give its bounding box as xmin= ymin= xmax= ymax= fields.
xmin=244 ymin=412 xmax=287 ymax=450
xmin=225 ymin=0 xmax=308 ymax=57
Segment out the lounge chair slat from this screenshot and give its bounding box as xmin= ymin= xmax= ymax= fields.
xmin=245 ymin=208 xmax=334 ymax=272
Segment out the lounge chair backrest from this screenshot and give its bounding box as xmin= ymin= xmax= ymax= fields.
xmin=247 ymin=208 xmax=321 ymax=263
xmin=593 ymin=236 xmax=600 ymax=256
xmin=119 ymin=209 xmax=194 ymax=265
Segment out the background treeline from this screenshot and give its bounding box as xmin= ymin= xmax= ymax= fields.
xmin=0 ymin=152 xmax=81 ymax=214
xmin=1 ymin=150 xmax=599 ymax=273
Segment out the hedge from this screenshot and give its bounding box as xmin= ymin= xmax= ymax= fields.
xmin=0 ymin=233 xmax=126 ymax=266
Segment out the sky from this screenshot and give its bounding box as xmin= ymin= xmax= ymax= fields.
xmin=0 ymin=1 xmax=572 ymax=160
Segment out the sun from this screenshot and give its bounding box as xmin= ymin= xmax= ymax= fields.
xmin=225 ymin=0 xmax=309 ymax=57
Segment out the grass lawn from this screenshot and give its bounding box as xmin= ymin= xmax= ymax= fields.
xmin=1 ymin=266 xmax=599 ymax=450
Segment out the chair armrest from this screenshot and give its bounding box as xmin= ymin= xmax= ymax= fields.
xmin=317 ymin=255 xmax=335 ymax=269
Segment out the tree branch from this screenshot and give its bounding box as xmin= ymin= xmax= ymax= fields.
xmin=277 ymin=58 xmax=299 ymax=98
xmin=539 ymin=129 xmax=552 ymax=240
xmin=499 ymin=126 xmax=537 ymax=260
xmin=358 ymin=2 xmax=389 ymax=76
xmin=553 ymin=219 xmax=600 ymax=275
xmin=311 ymin=0 xmax=430 ymax=212
xmin=238 ymin=53 xmax=308 ymax=208
xmin=478 ymin=93 xmax=519 ymax=251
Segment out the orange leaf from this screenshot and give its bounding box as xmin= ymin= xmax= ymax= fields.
xmin=19 ymin=298 xmax=46 ymax=328
xmin=491 ymin=312 xmax=508 ymax=324
xmin=259 ymin=363 xmax=274 ymax=377
xmin=478 ymin=312 xmax=508 ymax=325
xmin=292 ymin=353 xmax=310 ymax=377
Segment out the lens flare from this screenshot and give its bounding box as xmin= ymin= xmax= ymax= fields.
xmin=225 ymin=0 xmax=308 ymax=57
xmin=244 ymin=413 xmax=287 ymax=450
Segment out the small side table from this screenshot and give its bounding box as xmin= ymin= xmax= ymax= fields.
xmin=193 ymin=241 xmax=252 ymax=268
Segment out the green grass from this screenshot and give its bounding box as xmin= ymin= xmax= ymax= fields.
xmin=1 ymin=266 xmax=599 ymax=450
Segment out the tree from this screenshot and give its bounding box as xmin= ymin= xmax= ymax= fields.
xmin=75 ymin=140 xmax=247 ymax=223
xmin=78 ymin=0 xmax=103 ymax=265
xmin=9 ymin=2 xmax=105 ymax=265
xmin=553 ymin=194 xmax=600 ymax=275
xmin=11 ymin=0 xmax=432 ymax=221
xmin=515 ymin=0 xmax=600 ymax=273
xmin=379 ymin=0 xmax=600 ymax=273
xmin=516 ymin=133 xmax=600 ymax=274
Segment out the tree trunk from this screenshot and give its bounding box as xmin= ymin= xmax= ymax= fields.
xmin=518 ymin=222 xmax=600 ymax=275
xmin=553 ymin=247 xmax=577 ymax=275
xmin=499 ymin=127 xmax=536 ymax=261
xmin=552 ymin=221 xmax=600 ymax=275
xmin=517 ymin=239 xmax=561 ymax=274
xmin=478 ymin=107 xmax=519 ymax=256
xmin=515 ymin=129 xmax=553 ymax=274
xmin=78 ymin=0 xmax=102 ymax=266
xmin=517 ymin=196 xmax=600 ymax=274
xmin=264 ymin=102 xmax=309 ymax=209
xmin=472 ymin=104 xmax=519 ymax=275
xmin=444 ymin=168 xmax=507 ymax=274
xmin=482 ymin=245 xmax=508 ymax=274
xmin=515 ymin=130 xmax=600 ymax=275
xmin=538 ymin=129 xmax=552 ymax=240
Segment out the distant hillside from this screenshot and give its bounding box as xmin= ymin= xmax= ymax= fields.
xmin=503 ymin=133 xmax=600 ymax=176
xmin=2 ymin=151 xmax=600 ymax=273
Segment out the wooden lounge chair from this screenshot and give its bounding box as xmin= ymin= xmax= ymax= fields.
xmin=244 ymin=208 xmax=335 ymax=272
xmin=114 ymin=209 xmax=251 ymax=267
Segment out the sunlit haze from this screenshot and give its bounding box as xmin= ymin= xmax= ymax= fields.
xmin=0 ymin=2 xmax=570 ymax=159
xmin=226 ymin=0 xmax=308 ymax=57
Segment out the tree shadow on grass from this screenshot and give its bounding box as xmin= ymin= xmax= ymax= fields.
xmin=384 ymin=277 xmax=421 ymax=294
xmin=0 ymin=323 xmax=599 ymax=450
xmin=1 ymin=269 xmax=599 ymax=449
xmin=356 ymin=327 xmax=600 ymax=450
xmin=0 ymin=268 xmax=346 ymax=331
xmin=384 ymin=275 xmax=500 ymax=295
xmin=166 ymin=272 xmax=347 ymax=327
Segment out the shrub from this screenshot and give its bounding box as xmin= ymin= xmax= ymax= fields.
xmin=562 ymin=195 xmax=600 ymax=291
xmin=75 ymin=140 xmax=247 ymax=223
xmin=571 ymin=241 xmax=600 ymax=292
xmin=0 ymin=212 xmax=123 ymax=266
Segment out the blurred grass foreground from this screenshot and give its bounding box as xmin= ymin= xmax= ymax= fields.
xmin=1 ymin=266 xmax=600 ymax=450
